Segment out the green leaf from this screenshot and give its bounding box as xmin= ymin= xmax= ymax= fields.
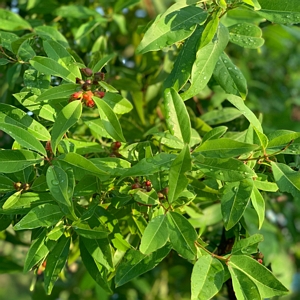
xmin=201 ymin=107 xmax=242 ymax=125
xmin=164 ymin=25 xmax=203 ymax=91
xmin=194 ymin=154 xmax=256 ymax=182
xmin=195 ymin=138 xmax=258 ymax=158
xmin=81 ymin=237 xmax=113 ymax=270
xmin=0 ymin=8 xmax=32 ymax=31
xmin=94 ymin=97 xmax=126 ymax=142
xmin=44 ymin=235 xmax=70 ymax=294
xmin=0 ymin=174 xmax=14 ymax=192
xmin=0 ymin=150 xmax=43 ymax=173
xmin=228 ymin=255 xmax=289 ymax=297
xmin=191 ymin=256 xmax=224 ymax=300
xmin=251 ymin=185 xmax=265 ymax=229
xmin=226 ymin=94 xmax=263 ymax=133
xmin=0 ymin=257 xmax=23 ymax=273
xmin=2 ymin=190 xmax=22 ymax=210
xmin=51 ymin=100 xmax=82 ymax=153
xmin=23 ymin=230 xmax=49 ymax=273
xmin=167 ymin=211 xmax=197 ymax=260
xmin=164 ymin=88 xmax=191 ymax=144
xmin=35 ymin=26 xmax=69 ymax=48
xmin=221 ymin=179 xmax=253 ymax=230
xmin=115 ymin=244 xmax=171 ymax=287
xmin=200 ymin=12 xmax=220 ymax=48
xmin=229 ymin=23 xmax=265 ymax=49
xmin=79 ymin=239 xmax=112 ymax=293
xmin=131 ymin=189 xmax=159 ymax=205
xmin=136 ymin=5 xmax=207 ymax=54
xmin=0 ymin=31 xmax=19 ymax=52
xmin=181 ymin=24 xmax=229 ymax=100
xmin=213 ymin=52 xmax=247 ymax=98
xmin=232 ymin=234 xmax=264 ymax=255
xmin=17 ymin=40 xmax=36 ymax=61
xmin=30 ymin=56 xmax=77 ymax=83
xmin=271 ymin=162 xmax=300 ymax=199
xmin=102 ymin=93 xmax=133 ymax=115
xmin=14 ymin=204 xmax=63 ymax=230
xmin=73 ymin=222 xmax=109 ymax=239
xmin=37 ymin=84 xmax=78 ymax=102
xmin=0 ymin=122 xmax=46 ymax=156
xmin=92 ymin=53 xmax=117 ymax=73
xmin=168 ymin=145 xmax=191 ymax=203
xmin=257 ymin=0 xmax=300 ymax=25
xmin=202 ymin=126 xmax=228 ymax=143
xmin=140 ymin=215 xmax=169 ymax=254
xmin=254 ymin=178 xmax=278 ymax=192
xmin=266 ymin=130 xmax=300 ymax=154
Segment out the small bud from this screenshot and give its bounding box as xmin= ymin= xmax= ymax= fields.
xmin=94 ymin=72 xmax=105 ymax=81
xmin=111 ymin=141 xmax=121 ymax=150
xmin=76 ymin=77 xmax=85 ymax=85
xmin=23 ymin=183 xmax=30 ymax=191
xmin=85 ymin=99 xmax=95 ymax=108
xmin=94 ymin=90 xmax=105 ymax=98
xmin=69 ymin=91 xmax=83 ymax=102
xmin=82 ymin=91 xmax=94 ymax=102
xmin=81 ymin=67 xmax=93 ymax=77
xmin=146 ymin=186 xmax=152 ymax=192
xmin=145 ymin=180 xmax=151 ymax=187
xmin=14 ymin=182 xmax=22 ymax=190
xmin=131 ymin=183 xmax=140 ymax=189
xmin=45 ymin=140 xmax=52 ymax=152
xmin=257 ymin=258 xmax=263 ymax=264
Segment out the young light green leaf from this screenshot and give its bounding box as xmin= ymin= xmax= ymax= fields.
xmin=168 ymin=145 xmax=191 ymax=203
xmin=73 ymin=222 xmax=109 ymax=239
xmin=37 ymin=84 xmax=78 ymax=102
xmin=251 ymin=185 xmax=265 ymax=229
xmin=81 ymin=237 xmax=113 ymax=270
xmin=213 ymin=52 xmax=247 ymax=98
xmin=23 ymin=230 xmax=49 ymax=273
xmin=229 ymin=23 xmax=264 ymax=49
xmin=136 ymin=6 xmax=207 ymax=54
xmin=0 ymin=123 xmax=46 ymax=156
xmin=254 ymin=179 xmax=278 ymax=192
xmin=101 ymin=93 xmax=133 ymax=115
xmin=115 ymin=244 xmax=171 ymax=287
xmin=130 ymin=189 xmax=159 ymax=205
xmin=94 ymin=96 xmax=126 ymax=142
xmin=2 ymin=190 xmax=22 ymax=210
xmin=202 ymin=126 xmax=228 ymax=143
xmin=13 ymin=204 xmax=63 ymax=230
xmin=226 ymin=94 xmax=263 ymax=132
xmin=181 ymin=24 xmax=229 ymax=100
xmin=195 ymin=138 xmax=258 ymax=158
xmin=194 ymin=154 xmax=256 ymax=182
xmin=191 ymin=256 xmax=224 ymax=300
xmin=44 ymin=235 xmax=70 ymax=295
xmin=0 ymin=150 xmax=43 ymax=173
xmin=164 ymin=88 xmax=191 ymax=144
xmin=79 ymin=239 xmax=112 ymax=293
xmin=167 ymin=211 xmax=197 ymax=260
xmin=140 ymin=215 xmax=169 ymax=255
xmin=51 ymin=100 xmax=82 ymax=153
xmin=228 ymin=255 xmax=289 ymax=297
xmin=0 ymin=8 xmax=32 ymax=31
xmin=271 ymin=162 xmax=300 ymax=199
xmin=92 ymin=53 xmax=117 ymax=73
xmin=221 ymin=179 xmax=253 ymax=230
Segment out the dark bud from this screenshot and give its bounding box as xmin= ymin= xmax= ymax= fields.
xmin=94 ymin=72 xmax=105 ymax=81
xmin=146 ymin=186 xmax=152 ymax=192
xmin=14 ymin=182 xmax=22 ymax=190
xmin=82 ymin=83 xmax=91 ymax=91
xmin=111 ymin=141 xmax=121 ymax=150
xmin=81 ymin=67 xmax=93 ymax=77
xmin=23 ymin=183 xmax=30 ymax=191
xmin=131 ymin=183 xmax=140 ymax=189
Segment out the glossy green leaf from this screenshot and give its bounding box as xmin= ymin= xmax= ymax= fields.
xmin=102 ymin=93 xmax=133 ymax=115
xmin=17 ymin=40 xmax=36 ymax=61
xmin=90 ymin=157 xmax=131 ymax=176
xmin=14 ymin=204 xmax=63 ymax=230
xmin=221 ymin=179 xmax=253 ymax=230
xmin=37 ymin=84 xmax=78 ymax=102
xmin=254 ymin=178 xmax=278 ymax=192
xmin=164 ymin=25 xmax=203 ymax=91
xmin=73 ymin=222 xmax=109 ymax=239
xmin=257 ymin=0 xmax=300 ymax=25
xmin=167 ymin=211 xmax=197 ymax=260
xmin=228 ymin=255 xmax=289 ymax=297
xmin=23 ymin=230 xmax=49 ymax=273
xmin=251 ymin=185 xmax=265 ymax=229
xmin=0 ymin=8 xmax=31 ymax=31
xmin=131 ymin=189 xmax=159 ymax=205
xmin=266 ymin=130 xmax=300 ymax=154
xmin=44 ymin=235 xmax=70 ymax=294
xmin=136 ymin=5 xmax=207 ymax=54
xmin=0 ymin=174 xmax=14 ymax=192
xmin=194 ymin=154 xmax=256 ymax=182
xmin=0 ymin=122 xmax=46 ymax=156
xmin=229 ymin=23 xmax=264 ymax=49
xmin=191 ymin=256 xmax=224 ymax=300
xmin=81 ymin=237 xmax=113 ymax=270
xmin=30 ymin=56 xmax=76 ymax=83
xmin=94 ymin=96 xmax=126 ymax=142
xmin=200 ymin=12 xmax=220 ymax=48
xmin=271 ymin=162 xmax=300 ymax=199
xmin=168 ymin=145 xmax=191 ymax=203
xmin=0 ymin=31 xmax=19 ymax=52
xmin=195 ymin=138 xmax=258 ymax=158
xmin=181 ymin=24 xmax=229 ymax=100
xmin=0 ymin=150 xmax=43 ymax=173
xmin=232 ymin=234 xmax=264 ymax=255
xmin=2 ymin=190 xmax=22 ymax=209
xmin=140 ymin=215 xmax=169 ymax=254
xmin=92 ymin=53 xmax=117 ymax=73
xmin=201 ymin=107 xmax=242 ymax=125
xmin=50 ymin=100 xmax=82 ymax=153
xmin=115 ymin=244 xmax=171 ymax=287
xmin=35 ymin=26 xmax=69 ymax=47
xmin=213 ymin=52 xmax=247 ymax=98
xmin=79 ymin=239 xmax=112 ymax=293
xmin=226 ymin=94 xmax=263 ymax=132
xmin=243 ymin=0 xmax=261 ymax=9
xmin=164 ymin=88 xmax=191 ymax=144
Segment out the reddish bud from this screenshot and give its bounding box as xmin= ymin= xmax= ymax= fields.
xmin=112 ymin=141 xmax=121 ymax=150
xmin=85 ymin=99 xmax=95 ymax=108
xmin=131 ymin=183 xmax=140 ymax=189
xmin=145 ymin=180 xmax=151 ymax=187
xmin=45 ymin=140 xmax=52 ymax=152
xmin=257 ymin=258 xmax=263 ymax=264
xmin=42 ymin=261 xmax=47 ymax=268
xmin=81 ymin=67 xmax=93 ymax=77
xmin=94 ymin=90 xmax=105 ymax=98
xmin=69 ymin=91 xmax=83 ymax=102
xmin=82 ymin=91 xmax=94 ymax=102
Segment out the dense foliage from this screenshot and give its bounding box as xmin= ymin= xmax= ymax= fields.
xmin=1 ymin=0 xmax=300 ymax=299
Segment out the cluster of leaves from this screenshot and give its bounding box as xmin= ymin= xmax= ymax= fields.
xmin=1 ymin=0 xmax=300 ymax=299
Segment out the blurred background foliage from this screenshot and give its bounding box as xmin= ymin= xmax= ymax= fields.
xmin=1 ymin=0 xmax=300 ymax=299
